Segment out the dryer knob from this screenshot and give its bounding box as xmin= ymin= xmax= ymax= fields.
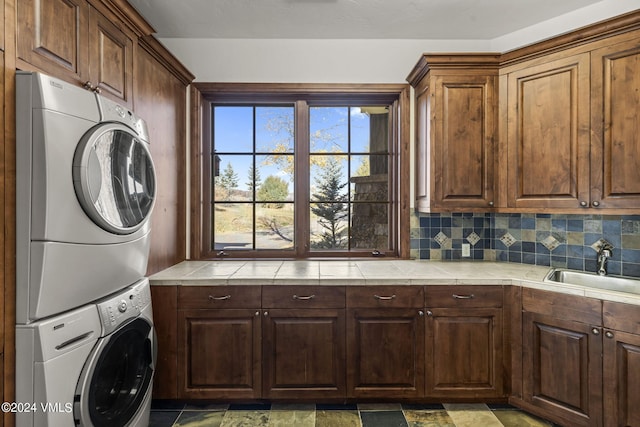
xmin=118 ymin=300 xmax=128 ymax=313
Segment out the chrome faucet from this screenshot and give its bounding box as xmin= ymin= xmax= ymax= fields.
xmin=597 ymin=243 xmax=613 ymax=276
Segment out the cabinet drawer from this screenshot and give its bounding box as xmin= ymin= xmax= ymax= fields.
xmin=178 ymin=286 xmax=261 ymax=309
xmin=425 ymin=286 xmax=503 ymax=308
xmin=262 ymin=286 xmax=345 ymax=308
xmin=346 ymin=286 xmax=424 ymax=308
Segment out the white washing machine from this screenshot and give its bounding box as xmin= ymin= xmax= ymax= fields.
xmin=16 ymin=278 xmax=155 ymax=427
xmin=16 ymin=72 xmax=156 ymax=323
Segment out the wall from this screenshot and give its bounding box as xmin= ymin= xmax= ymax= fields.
xmin=410 ymin=213 xmax=640 ymax=278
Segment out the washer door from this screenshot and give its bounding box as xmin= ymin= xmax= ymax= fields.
xmin=73 ymin=122 xmax=156 ymax=235
xmin=75 ymin=318 xmax=154 ymax=427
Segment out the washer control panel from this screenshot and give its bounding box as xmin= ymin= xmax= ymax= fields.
xmin=96 ymin=278 xmax=151 ymax=336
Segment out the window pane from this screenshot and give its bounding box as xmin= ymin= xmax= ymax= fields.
xmin=214 ymin=155 xmax=251 ymax=201
xmin=214 ymin=106 xmax=253 ymax=152
xmin=256 ymin=203 xmax=294 ymax=250
xmin=257 ymin=154 xmax=294 ymax=184
xmin=350 ymin=107 xmax=389 ymax=154
xmin=310 ymin=203 xmax=349 ymax=249
xmin=350 ymin=155 xmax=388 ymax=202
xmin=351 ymin=203 xmax=389 ymax=250
xmin=310 ymin=107 xmax=348 ymax=153
xmin=310 ymin=155 xmax=348 ymax=202
xmin=213 ymin=203 xmax=253 ymax=250
xmin=256 ymin=106 xmax=294 ymax=153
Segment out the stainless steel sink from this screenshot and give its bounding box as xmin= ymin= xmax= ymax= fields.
xmin=544 ymin=268 xmax=640 ymax=294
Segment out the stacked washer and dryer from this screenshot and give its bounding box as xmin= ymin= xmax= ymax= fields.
xmin=15 ymin=72 xmax=157 ymax=427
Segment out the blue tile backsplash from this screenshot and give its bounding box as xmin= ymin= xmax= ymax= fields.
xmin=410 ymin=213 xmax=640 ymax=278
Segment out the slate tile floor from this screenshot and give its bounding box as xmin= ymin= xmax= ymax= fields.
xmin=150 ymin=402 xmax=558 ymax=427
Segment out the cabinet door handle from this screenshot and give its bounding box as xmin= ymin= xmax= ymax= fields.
xmin=374 ymin=294 xmax=396 ymax=300
xmin=592 ymin=328 xmax=600 ymax=335
xmin=580 ymin=201 xmax=588 ymax=207
xmin=426 ymin=310 xmax=433 ymax=316
xmin=293 ymin=294 xmax=315 ymax=300
xmin=592 ymin=201 xmax=600 ymax=207
xmin=605 ymin=331 xmax=614 ymax=339
xmin=208 ymin=294 xmax=231 ymax=301
xmin=452 ymin=294 xmax=474 ymax=299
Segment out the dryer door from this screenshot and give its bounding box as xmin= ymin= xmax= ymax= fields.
xmin=75 ymin=318 xmax=154 ymax=427
xmin=73 ymin=122 xmax=156 ymax=235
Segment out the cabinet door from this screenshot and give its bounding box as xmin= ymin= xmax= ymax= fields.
xmin=88 ymin=8 xmax=133 ymax=108
xmin=603 ymin=329 xmax=640 ymax=427
xmin=506 ymin=53 xmax=591 ymax=209
xmin=425 ymin=307 xmax=504 ymax=398
xmin=262 ymin=309 xmax=345 ymax=399
xmin=17 ymin=0 xmax=89 ymax=80
xmin=347 ymin=308 xmax=425 ymax=398
xmin=522 ymin=311 xmax=602 ymax=427
xmin=591 ymin=38 xmax=640 ymax=209
xmin=178 ymin=309 xmax=261 ymax=399
xmin=432 ymin=75 xmax=496 ymax=209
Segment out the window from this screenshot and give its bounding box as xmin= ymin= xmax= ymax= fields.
xmin=191 ymin=84 xmax=410 ymax=259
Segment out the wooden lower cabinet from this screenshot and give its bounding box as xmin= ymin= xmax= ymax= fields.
xmin=347 ymin=307 xmax=425 ymax=398
xmin=603 ymin=301 xmax=640 ymax=427
xmin=426 ymin=307 xmax=503 ymax=398
xmin=346 ymin=286 xmax=426 ymax=398
xmin=425 ymin=286 xmax=505 ymax=399
xmin=522 ymin=311 xmax=602 ymax=426
xmin=262 ymin=308 xmax=345 ymax=399
xmin=178 ymin=308 xmax=262 ymax=399
xmin=177 ymin=286 xmax=262 ymax=399
xmin=520 ymin=289 xmax=603 ymax=426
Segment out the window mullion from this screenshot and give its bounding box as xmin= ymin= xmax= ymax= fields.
xmin=294 ymin=100 xmax=310 ymax=258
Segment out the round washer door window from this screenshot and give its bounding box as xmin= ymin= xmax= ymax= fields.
xmin=73 ymin=122 xmax=156 ymax=235
xmin=85 ymin=319 xmax=154 ymax=427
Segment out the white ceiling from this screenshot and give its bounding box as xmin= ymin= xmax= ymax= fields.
xmin=128 ymin=0 xmax=604 ymax=40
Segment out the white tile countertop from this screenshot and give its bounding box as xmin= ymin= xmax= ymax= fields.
xmin=148 ymin=260 xmax=640 ymax=306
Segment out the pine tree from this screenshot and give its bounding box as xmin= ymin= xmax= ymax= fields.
xmin=311 ymin=158 xmax=348 ymax=249
xmin=246 ymin=165 xmax=262 ymax=194
xmin=218 ymin=163 xmax=239 ymax=200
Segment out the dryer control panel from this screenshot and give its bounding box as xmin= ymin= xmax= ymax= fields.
xmin=96 ymin=278 xmax=151 ymax=336
xmin=96 ymin=94 xmax=149 ymax=143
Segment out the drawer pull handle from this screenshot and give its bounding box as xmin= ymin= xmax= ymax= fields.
xmin=293 ymin=294 xmax=315 ymax=300
xmin=374 ymin=294 xmax=396 ymax=300
xmin=208 ymin=295 xmax=231 ymax=301
xmin=452 ymin=294 xmax=474 ymax=299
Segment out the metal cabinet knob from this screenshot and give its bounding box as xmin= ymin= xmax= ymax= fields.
xmin=580 ymin=201 xmax=588 ymax=207
xmin=418 ymin=311 xmax=424 ymax=317
xmin=488 ymin=201 xmax=494 ymax=207
xmin=605 ymin=331 xmax=614 ymax=339
xmin=426 ymin=310 xmax=433 ymax=317
xmin=592 ymin=328 xmax=600 ymax=335
xmin=592 ymin=201 xmax=600 ymax=207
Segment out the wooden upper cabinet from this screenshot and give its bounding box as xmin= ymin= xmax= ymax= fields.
xmin=17 ymin=0 xmax=89 ymax=80
xmin=505 ymin=53 xmax=591 ymax=210
xmin=591 ymin=37 xmax=640 ymax=209
xmin=408 ymin=54 xmax=499 ymax=212
xmin=17 ymin=0 xmax=135 ymax=108
xmin=88 ymin=7 xmax=133 ymax=108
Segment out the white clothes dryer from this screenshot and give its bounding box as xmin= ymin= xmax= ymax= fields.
xmin=16 ymin=72 xmax=156 ymax=323
xmin=16 ymin=278 xmax=155 ymax=427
